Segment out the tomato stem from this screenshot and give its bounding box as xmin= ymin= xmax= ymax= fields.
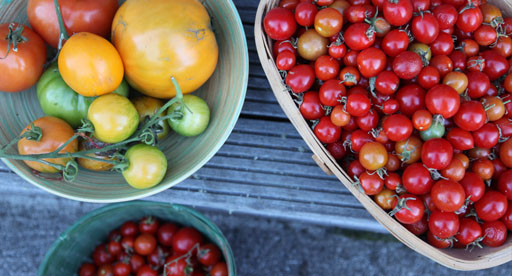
xmin=53 ymin=0 xmax=69 ymax=48
xmin=0 ymin=23 xmax=28 ymax=59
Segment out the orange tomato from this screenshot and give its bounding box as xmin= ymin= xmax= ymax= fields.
xmin=18 ymin=116 xmax=78 ymax=173
xmin=58 ymin=32 xmax=124 ymax=97
xmin=111 ymin=0 xmax=218 ymax=99
xmin=359 ymin=142 xmax=388 ymax=171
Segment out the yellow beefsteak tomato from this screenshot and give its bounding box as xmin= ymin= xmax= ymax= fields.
xmin=111 ymin=0 xmax=219 ymax=99
xmin=58 ymin=32 xmax=124 ymax=97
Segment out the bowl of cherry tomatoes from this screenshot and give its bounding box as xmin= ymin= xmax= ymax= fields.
xmin=0 ymin=0 xmax=248 ymax=202
xmin=255 ymin=0 xmax=512 ymax=271
xmin=38 ymin=201 xmax=235 ymax=276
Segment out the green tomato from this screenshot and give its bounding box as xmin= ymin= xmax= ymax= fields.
xmin=167 ymin=95 xmax=210 ymax=137
xmin=122 ymin=144 xmax=167 ymax=189
xmin=88 ymin=94 xmax=139 ymax=143
xmin=37 ymin=63 xmax=129 ymax=128
xmin=420 ymin=121 xmax=445 ymax=141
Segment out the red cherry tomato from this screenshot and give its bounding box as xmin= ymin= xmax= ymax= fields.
xmin=295 ymin=2 xmax=318 ymax=27
xmin=417 ymin=66 xmax=440 ymax=90
xmin=360 ymin=171 xmax=385 ymax=195
xmin=285 ymin=65 xmax=315 ymax=93
xmin=264 ymin=7 xmax=297 ymax=40
xmin=391 ymin=194 xmax=425 ymax=224
xmin=392 ymin=51 xmax=423 ymax=80
xmin=472 ymin=123 xmax=499 ymax=149
xmin=382 ymin=114 xmax=413 ymax=142
xmin=428 ymin=210 xmax=460 ymax=239
xmin=172 ymin=227 xmax=204 ymax=254
xmin=314 ymin=116 xmax=342 ymax=143
xmin=430 ymin=33 xmax=454 ymax=56
xmin=276 ymin=51 xmax=296 ymax=71
xmin=344 ymin=22 xmax=375 ymax=50
xmin=383 ymin=0 xmax=413 ymax=26
xmin=315 ymin=55 xmax=340 ymax=80
xmin=425 ymin=84 xmax=460 ymax=119
xmin=454 ymin=101 xmax=486 ymax=132
xmin=357 ymin=47 xmax=387 ymax=78
xmin=431 ymin=179 xmax=465 ymax=212
xmin=375 ymin=70 xmax=399 ymax=95
xmin=402 ymin=163 xmax=433 ymax=195
xmin=482 ymin=220 xmax=508 ymax=247
xmin=411 ymin=13 xmax=439 ymax=44
xmin=455 ymin=218 xmax=482 ymax=246
xmin=421 ymin=138 xmax=453 ymax=170
xmin=381 ymin=29 xmax=410 ymax=57
xmin=456 ymin=3 xmax=483 ymax=33
xmin=433 ymin=4 xmax=458 ymax=29
xmin=475 ymin=191 xmax=509 ymax=222
xmin=446 ymin=127 xmax=474 ymax=151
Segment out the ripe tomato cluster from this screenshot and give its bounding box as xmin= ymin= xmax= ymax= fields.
xmin=78 ymin=217 xmax=227 ymax=276
xmin=265 ymin=0 xmax=512 ymax=249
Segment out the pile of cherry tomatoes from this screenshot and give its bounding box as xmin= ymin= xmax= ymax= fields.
xmin=264 ymin=0 xmax=512 ymax=249
xmin=78 ymin=217 xmax=228 ymax=276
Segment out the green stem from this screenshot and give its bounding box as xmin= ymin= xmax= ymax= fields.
xmin=53 ymin=0 xmax=69 ymax=47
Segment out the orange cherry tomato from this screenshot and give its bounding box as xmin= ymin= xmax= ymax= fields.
xmin=359 ymin=142 xmax=389 ymax=171
xmin=375 ymin=188 xmax=398 ymax=210
xmin=395 ymin=136 xmax=422 ymax=164
xmin=412 ymin=109 xmax=433 ymax=131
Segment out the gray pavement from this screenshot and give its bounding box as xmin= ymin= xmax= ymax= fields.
xmin=0 ymin=195 xmax=511 ymax=276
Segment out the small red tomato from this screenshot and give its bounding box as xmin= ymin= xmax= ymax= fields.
xmin=375 ymin=70 xmax=399 ymax=95
xmin=431 ymin=179 xmax=465 ymax=212
xmin=211 ymin=262 xmax=228 ymax=276
xmin=421 ymin=138 xmax=453 ymax=170
xmin=425 ymin=84 xmax=460 ymax=119
xmin=113 ymin=262 xmax=131 ymax=276
xmin=134 ymin=234 xmax=157 ymax=256
xmin=285 ymin=64 xmax=315 ymax=93
xmin=482 ymin=220 xmax=508 ymax=247
xmin=300 ymin=91 xmax=325 ymax=120
xmin=402 ymin=163 xmax=433 ymax=195
xmin=428 ymin=210 xmax=459 ymax=239
xmin=381 ymin=29 xmax=410 ymax=57
xmin=79 ymin=263 xmax=97 ymax=276
xmin=120 ymin=221 xmax=139 ymax=237
xmin=391 ymin=194 xmax=425 ymax=224
xmin=475 ymin=191 xmax=509 ymax=222
xmin=417 ymin=66 xmax=440 ymax=90
xmin=295 ymin=2 xmax=318 ymax=27
xmin=454 ymin=101 xmax=486 ymax=132
xmin=357 ymin=47 xmax=387 ymax=78
xmin=392 ymin=51 xmax=423 ymax=80
xmin=315 ymin=55 xmax=340 ymax=80
xmin=382 ymin=114 xmax=413 ymax=142
xmin=157 ymin=223 xmax=180 ymax=247
xmin=498 ymin=170 xmax=512 ymax=200
xmin=198 ymin=243 xmax=222 ymax=267
xmin=411 ymin=13 xmax=440 ymax=44
xmin=314 ymin=116 xmax=342 ymax=143
xmin=319 ymin=79 xmax=346 ymax=106
xmin=456 ymin=3 xmax=483 ymax=33
xmin=454 ymin=218 xmax=482 ymax=246
xmin=93 ymin=244 xmax=114 ymax=266
xmin=276 ymin=51 xmax=296 ymax=71
xmin=264 ymin=7 xmax=297 ymax=40
xmin=383 ymin=0 xmax=413 ymax=27
xmin=139 ymin=216 xmax=159 ymax=235
xmin=446 ymin=127 xmax=474 ymax=151
xmin=172 ymin=227 xmax=204 ymax=254
xmin=433 ymin=4 xmax=458 ymax=29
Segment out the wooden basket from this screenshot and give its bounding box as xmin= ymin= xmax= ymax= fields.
xmin=255 ymin=0 xmax=512 ymax=271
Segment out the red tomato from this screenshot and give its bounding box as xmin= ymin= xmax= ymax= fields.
xmin=172 ymin=227 xmax=204 ymax=254
xmin=385 ymin=172 xmax=401 ymax=190
xmin=449 ymin=50 xmax=466 ymax=71
xmin=357 ymin=47 xmax=387 ymax=78
xmin=417 ymin=66 xmax=440 ymax=89
xmin=344 ymin=22 xmax=375 ymax=50
xmin=498 ymin=170 xmax=512 ymax=200
xmin=136 ymin=265 xmax=158 ymax=276
xmin=474 ymin=25 xmax=497 ymax=46
xmin=381 ymin=98 xmax=400 ymax=114
xmin=79 ymin=263 xmax=97 ymax=276
xmin=428 ymin=210 xmax=460 ymax=239
xmin=315 ymin=55 xmax=340 ymax=80
xmin=356 ymin=109 xmax=379 ymax=131
xmin=264 ymin=7 xmax=297 ymax=40
xmin=446 ymin=127 xmax=474 ymax=151
xmin=500 ymin=136 xmax=512 ymax=168
xmin=93 ymin=244 xmax=114 ymax=266
xmin=273 ymin=40 xmax=297 ymax=57
xmin=210 ymin=262 xmax=228 ymax=276
xmin=383 ymin=0 xmax=413 ymax=26
xmin=300 ymin=91 xmax=324 ymax=120
xmin=467 ymin=71 xmax=490 ymax=99
xmin=456 ymin=3 xmax=483 ymax=33
xmin=454 ymin=101 xmax=486 ymax=132
xmin=430 ymin=55 xmax=453 ymax=77
xmin=285 ymin=65 xmax=315 ymax=93
xmin=383 ymin=114 xmax=413 ymax=142
xmin=472 ymin=123 xmax=499 ymax=149
xmin=482 ymin=50 xmax=510 ymax=81
xmin=502 ymin=203 xmax=512 ymax=230
xmin=350 ymin=129 xmax=374 ymax=152
xmin=404 ymin=215 xmax=428 ymax=235
xmin=276 ymin=51 xmax=296 ymax=71
xmin=402 ymin=163 xmax=433 ymax=195
xmin=427 ymin=231 xmax=452 ymax=248
xmin=329 ymin=42 xmax=347 ymax=59
xmin=421 ymin=138 xmax=453 ymax=170
xmin=396 ymin=84 xmax=426 ymax=116
xmin=459 ymin=172 xmax=485 ymax=203
xmin=359 ymin=171 xmax=385 ymax=195
xmin=455 ymin=218 xmax=482 ymax=246
xmin=430 ymin=33 xmax=453 ymax=56
xmin=314 ymin=8 xmax=344 ymax=37
xmin=27 ymin=0 xmax=118 ymax=48
xmin=327 ymin=141 xmax=347 ymax=159
xmin=411 ymin=13 xmax=439 ymax=44
xmin=339 ymin=66 xmax=361 ymax=86
xmin=475 ymin=191 xmax=509 ymax=222
xmin=314 ymin=116 xmax=342 ymax=143
xmin=381 ymin=29 xmax=409 ymax=58
xmin=431 ymin=179 xmax=465 ymax=212
xmin=482 ymin=220 xmax=508 ymax=247
xmin=295 ymin=2 xmax=318 ymax=27
xmin=0 ymin=23 xmax=46 ymax=93
xmin=347 ymin=160 xmax=366 ymax=179
xmin=375 ymin=70 xmax=399 ymax=95
xmin=433 ymin=4 xmax=458 ymax=29
xmin=391 ymin=194 xmax=425 ymax=224
xmin=345 ymin=94 xmax=371 ymax=116
xmin=319 ymin=79 xmax=346 ymax=106
xmin=425 ymin=84 xmax=460 ymax=119
xmin=412 ymin=109 xmax=432 ymax=131
xmin=157 ymin=223 xmax=179 ymax=247
xmin=392 ymin=51 xmax=423 ymax=80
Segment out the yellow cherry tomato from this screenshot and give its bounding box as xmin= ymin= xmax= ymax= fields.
xmin=132 ymin=96 xmax=170 ymax=140
xmin=111 ymin=0 xmax=218 ymax=99
xmin=58 ymin=32 xmax=124 ymax=97
xmin=122 ymin=144 xmax=167 ymax=189
xmin=88 ymin=94 xmax=139 ymax=143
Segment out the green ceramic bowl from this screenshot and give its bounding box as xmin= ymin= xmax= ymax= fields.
xmin=38 ymin=201 xmax=236 ymax=275
xmin=0 ymin=0 xmax=248 ymax=202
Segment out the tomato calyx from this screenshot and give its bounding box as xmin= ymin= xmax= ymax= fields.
xmin=351 ymin=175 xmax=366 ymax=193
xmin=464 ymin=208 xmax=483 ymax=224
xmin=458 ymin=1 xmax=478 ymax=15
xmin=467 ymin=56 xmax=485 ymax=72
xmin=388 ymin=195 xmax=415 ymax=217
xmin=1 ymin=23 xmax=28 ymax=59
xmin=432 ymin=233 xmax=458 ymax=248
xmin=496 ymin=123 xmax=511 ymax=143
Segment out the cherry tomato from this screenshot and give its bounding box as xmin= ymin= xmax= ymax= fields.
xmin=295 ymin=2 xmax=318 ymax=26
xmin=384 ymin=172 xmax=401 ymax=189
xmin=500 ymin=136 xmax=512 ymax=168
xmin=431 ymin=179 xmax=466 ymax=212
xmin=197 ymin=243 xmax=221 ymax=267
xmin=455 ymin=218 xmax=482 ymax=246
xmin=136 ymin=265 xmax=158 ymax=276
xmin=467 ymin=71 xmax=490 ymax=99
xmin=273 ymin=40 xmax=297 ymax=57
xmin=454 ymin=101 xmax=486 ymax=132
xmin=502 ymin=203 xmax=512 ymax=230
xmin=381 ymin=29 xmax=409 ymax=57
xmin=430 ymin=55 xmax=453 ymax=77
xmin=421 ymin=138 xmax=453 ymax=170
xmin=449 ymin=50 xmax=466 ymax=71
xmin=405 ymin=215 xmax=428 ymax=236
xmin=383 ymin=0 xmax=413 ymax=26
xmin=482 ymin=220 xmax=508 ymax=247
xmin=393 ymin=51 xmax=423 ymax=80
xmin=359 ymin=171 xmax=385 ymax=195
xmin=210 ymin=262 xmax=228 ymax=276
xmin=79 ymin=263 xmax=97 ymax=276
xmin=134 ymin=234 xmax=157 ymax=256
xmin=440 ymin=157 xmax=465 ymax=182
xmin=412 ymin=109 xmax=433 ymax=131
xmin=391 ymin=194 xmax=425 ymax=224
xmin=375 ymin=70 xmax=399 ymax=95
xmin=164 ymin=255 xmax=189 ymax=276
xmin=113 ymin=262 xmax=131 ymax=276
xmin=327 ymin=141 xmax=347 ymax=159
xmin=314 ymin=116 xmax=342 ymax=143
xmin=498 ymin=170 xmax=512 ymax=200
xmin=381 ymin=98 xmax=400 ymax=114
xmin=276 ymin=51 xmax=296 ymax=71
xmin=472 ymin=158 xmax=494 ymax=181
xmin=395 ymin=136 xmax=423 ymax=164
xmin=286 ymin=64 xmax=315 ymax=93
xmin=350 ymin=129 xmax=374 ymax=152
xmin=458 ymin=172 xmax=485 ymax=203
xmin=428 ymin=210 xmax=460 ymax=239
xmin=356 ymin=109 xmax=379 ymax=131
xmin=411 ymin=13 xmax=439 ymax=44
xmin=495 ymin=36 xmax=512 ymax=58
xmin=475 ymin=191 xmax=509 ymax=222
xmin=474 ymin=25 xmax=497 ymax=46
xmin=402 ymin=163 xmax=433 ymax=195
xmin=300 ymin=91 xmax=324 ymax=120
xmin=442 ymin=71 xmax=467 ymax=94
xmin=339 ymin=66 xmax=361 ymax=86
xmin=344 ymin=22 xmax=375 ymax=50
xmin=427 ymin=230 xmax=452 ymax=248
xmin=375 ymin=188 xmax=398 ymax=210
xmin=315 ymin=55 xmax=340 ymax=80
xmin=93 ymin=244 xmax=114 ymax=266
xmin=430 ymin=33 xmax=453 ymax=56
xmin=417 ymin=66 xmax=440 ymax=89
xmin=345 ymin=94 xmax=371 ymax=116
xmin=472 ymin=123 xmax=499 ymax=149
xmin=347 ymin=160 xmax=366 ymax=179
xmin=129 ymin=254 xmax=144 ymax=272
xmin=297 ymin=29 xmax=328 ymax=61
xmin=330 ymin=105 xmax=352 ymax=127
xmin=456 ymin=3 xmax=483 ymax=33
xmin=264 ymin=7 xmax=297 ymax=40
xmin=138 ymin=216 xmax=159 ymax=235
xmin=425 ymin=84 xmax=460 ymax=119
xmin=433 ymin=4 xmax=458 ymax=29
xmin=329 ymin=42 xmax=347 ymax=59
xmin=122 ymin=144 xmax=167 ymax=189
xmin=383 ymin=114 xmax=413 ymax=142
xmin=108 ymin=240 xmax=122 ymax=256
xmin=482 ymin=50 xmax=510 ymax=81
xmin=97 ymin=264 xmax=114 ymax=276
xmin=315 ymin=8 xmax=344 ymax=37
xmin=446 ymin=127 xmax=474 ymax=151
xmin=357 ymin=47 xmax=387 ymax=78
xmin=359 ymin=142 xmax=388 ymax=170
xmin=172 ymin=227 xmax=204 ymax=254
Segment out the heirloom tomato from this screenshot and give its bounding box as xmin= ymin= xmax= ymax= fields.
xmin=122 ymin=144 xmax=167 ymax=189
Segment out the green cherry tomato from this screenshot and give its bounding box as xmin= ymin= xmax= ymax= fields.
xmin=88 ymin=94 xmax=139 ymax=143
xmin=122 ymin=144 xmax=167 ymax=189
xmin=167 ymin=95 xmax=210 ymax=137
xmin=132 ymin=96 xmax=170 ymax=140
xmin=420 ymin=120 xmax=445 ymax=141
xmin=37 ymin=63 xmax=129 ymax=128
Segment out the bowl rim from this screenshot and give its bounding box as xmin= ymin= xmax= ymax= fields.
xmin=1 ymin=0 xmax=249 ymax=203
xmin=37 ymin=200 xmax=237 ymax=275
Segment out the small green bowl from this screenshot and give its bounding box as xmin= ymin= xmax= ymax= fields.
xmin=0 ymin=0 xmax=248 ymax=202
xmin=38 ymin=201 xmax=236 ymax=275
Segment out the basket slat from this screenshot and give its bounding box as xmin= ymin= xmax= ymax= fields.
xmin=254 ymin=0 xmax=512 ymax=271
